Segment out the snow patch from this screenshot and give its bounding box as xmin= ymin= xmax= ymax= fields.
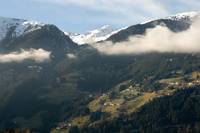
xmin=67 ymin=25 xmax=127 ymax=45
xmin=166 ymin=11 xmax=200 ymax=21
xmin=0 ymin=17 xmax=45 ymax=41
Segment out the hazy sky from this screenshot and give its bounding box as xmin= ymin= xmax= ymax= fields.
xmin=0 ymin=0 xmax=200 ymax=33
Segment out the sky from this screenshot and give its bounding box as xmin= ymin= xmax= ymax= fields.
xmin=0 ymin=0 xmax=200 ymax=33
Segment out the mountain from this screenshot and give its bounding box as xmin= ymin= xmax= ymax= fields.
xmin=66 ymin=11 xmax=200 ymax=45
xmin=0 ymin=17 xmax=77 ymax=58
xmin=107 ymin=11 xmax=200 ymax=42
xmin=0 ymin=17 xmax=79 ymax=133
xmin=67 ymin=11 xmax=200 ymax=45
xmin=51 ymin=11 xmax=200 ymax=132
xmin=0 ymin=11 xmax=200 ymax=133
xmin=66 ymin=25 xmax=126 ymax=45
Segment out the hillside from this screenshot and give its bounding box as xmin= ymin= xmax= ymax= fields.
xmin=78 ymin=87 xmax=200 ymax=133
xmin=0 ymin=12 xmax=200 ymax=133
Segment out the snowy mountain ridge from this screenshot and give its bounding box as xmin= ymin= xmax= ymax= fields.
xmin=66 ymin=25 xmax=127 ymax=45
xmin=166 ymin=11 xmax=200 ymax=21
xmin=69 ymin=11 xmax=200 ymax=45
xmin=0 ymin=11 xmax=200 ymax=45
xmin=140 ymin=11 xmax=200 ymax=25
xmin=0 ymin=17 xmax=45 ymax=41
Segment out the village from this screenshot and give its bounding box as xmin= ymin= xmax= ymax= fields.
xmin=53 ymin=71 xmax=200 ymax=132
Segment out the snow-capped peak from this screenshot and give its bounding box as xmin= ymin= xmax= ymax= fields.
xmin=140 ymin=11 xmax=200 ymax=25
xmin=87 ymin=25 xmax=113 ymax=36
xmin=0 ymin=17 xmax=45 ymax=41
xmin=68 ymin=25 xmax=127 ymax=45
xmin=166 ymin=11 xmax=200 ymax=21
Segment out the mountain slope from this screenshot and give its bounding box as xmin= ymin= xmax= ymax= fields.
xmin=78 ymin=87 xmax=200 ymax=133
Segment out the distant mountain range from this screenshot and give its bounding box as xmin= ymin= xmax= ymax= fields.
xmin=0 ymin=11 xmax=199 ymax=46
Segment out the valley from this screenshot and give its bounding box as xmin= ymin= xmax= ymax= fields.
xmin=0 ymin=11 xmax=200 ymax=133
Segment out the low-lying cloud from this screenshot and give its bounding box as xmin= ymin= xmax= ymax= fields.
xmin=94 ymin=19 xmax=200 ymax=55
xmin=0 ymin=48 xmax=51 ymax=63
xmin=66 ymin=53 xmax=77 ymax=59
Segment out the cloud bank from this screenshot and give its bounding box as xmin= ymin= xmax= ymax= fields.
xmin=94 ymin=19 xmax=200 ymax=55
xmin=0 ymin=49 xmax=51 ymax=63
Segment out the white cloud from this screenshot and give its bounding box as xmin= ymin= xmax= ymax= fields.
xmin=0 ymin=48 xmax=51 ymax=63
xmin=33 ymin=0 xmax=169 ymax=24
xmin=180 ymin=0 xmax=200 ymax=8
xmin=94 ymin=19 xmax=200 ymax=55
xmin=66 ymin=53 xmax=77 ymax=59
